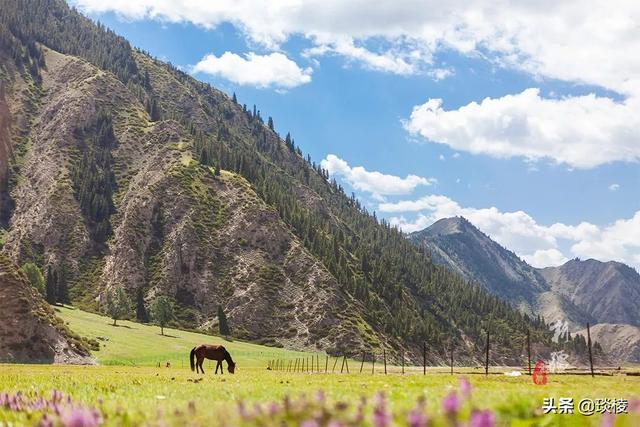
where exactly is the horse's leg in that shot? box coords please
[199,356,205,374]
[220,361,224,374]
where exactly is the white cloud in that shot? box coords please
[302,36,421,75]
[403,89,640,169]
[609,183,621,192]
[72,1,640,167]
[320,154,435,200]
[522,249,569,269]
[192,52,312,89]
[381,195,640,270]
[72,1,640,92]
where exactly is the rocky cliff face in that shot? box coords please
[0,255,93,363]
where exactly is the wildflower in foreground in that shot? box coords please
[406,396,428,427]
[60,407,102,427]
[372,392,391,427]
[469,410,495,427]
[459,377,472,399]
[599,413,615,427]
[441,391,460,416]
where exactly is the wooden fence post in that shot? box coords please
[587,323,594,378]
[485,331,490,376]
[340,355,346,373]
[325,355,328,373]
[383,349,387,374]
[345,356,350,373]
[332,356,339,373]
[423,341,426,375]
[450,345,454,375]
[360,352,365,373]
[527,329,532,376]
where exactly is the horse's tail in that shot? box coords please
[190,347,196,372]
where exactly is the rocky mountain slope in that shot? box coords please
[540,259,640,327]
[410,217,553,314]
[410,216,640,362]
[575,324,640,364]
[0,0,553,363]
[0,255,93,363]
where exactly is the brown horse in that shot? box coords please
[190,344,236,374]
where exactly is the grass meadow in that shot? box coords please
[1,307,639,426]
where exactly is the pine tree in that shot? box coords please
[136,288,149,323]
[232,92,237,103]
[268,116,274,131]
[56,266,70,305]
[45,267,57,305]
[218,305,230,336]
[20,262,45,296]
[150,295,173,336]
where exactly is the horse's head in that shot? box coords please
[228,361,236,374]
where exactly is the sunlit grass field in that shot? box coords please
[1,307,639,426]
[54,306,313,367]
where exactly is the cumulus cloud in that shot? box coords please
[72,1,640,91]
[404,89,640,169]
[321,154,435,200]
[609,183,621,192]
[192,52,312,89]
[72,1,640,167]
[381,195,640,270]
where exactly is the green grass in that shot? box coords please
[1,308,639,426]
[55,306,313,367]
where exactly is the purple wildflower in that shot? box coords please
[267,402,280,417]
[372,392,391,427]
[38,414,54,427]
[441,391,460,416]
[314,390,326,405]
[600,413,615,427]
[237,401,251,420]
[300,420,320,427]
[60,407,101,427]
[327,421,343,427]
[459,377,472,399]
[407,397,428,427]
[52,389,64,403]
[470,410,495,427]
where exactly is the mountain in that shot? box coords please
[410,217,550,312]
[575,324,640,364]
[410,216,640,362]
[0,255,93,363]
[540,258,640,327]
[0,0,551,362]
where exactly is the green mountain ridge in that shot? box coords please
[0,0,552,364]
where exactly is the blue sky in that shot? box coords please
[72,1,640,270]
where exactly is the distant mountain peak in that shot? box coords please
[412,216,476,238]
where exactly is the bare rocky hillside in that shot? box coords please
[0,255,93,363]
